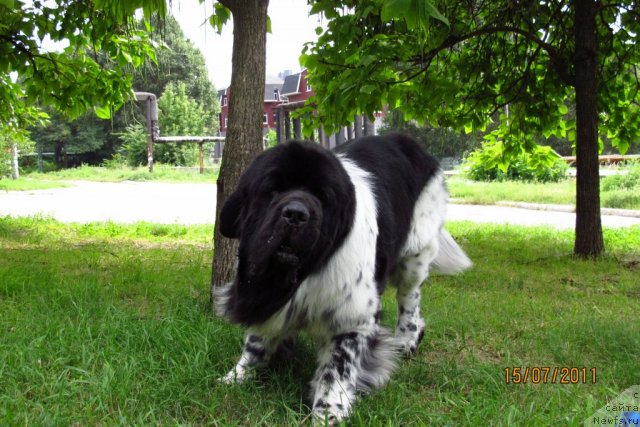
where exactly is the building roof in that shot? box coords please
[281,73,301,95]
[264,83,283,102]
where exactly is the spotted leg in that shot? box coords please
[394,241,439,355]
[220,333,279,384]
[310,325,398,425]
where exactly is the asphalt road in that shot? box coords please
[1,180,640,229]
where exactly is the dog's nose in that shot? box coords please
[282,201,309,225]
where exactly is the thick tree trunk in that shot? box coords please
[211,0,269,300]
[573,0,604,258]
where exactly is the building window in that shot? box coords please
[306,82,312,92]
[273,112,277,123]
[224,117,228,128]
[263,113,268,124]
[222,95,227,106]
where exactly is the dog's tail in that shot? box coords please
[430,229,472,275]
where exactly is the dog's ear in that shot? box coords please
[219,190,244,238]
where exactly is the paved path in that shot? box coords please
[1,181,640,229]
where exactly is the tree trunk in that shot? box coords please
[211,0,269,300]
[573,0,604,258]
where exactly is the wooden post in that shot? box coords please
[284,111,291,140]
[276,107,287,144]
[198,142,204,174]
[37,142,43,173]
[335,127,346,145]
[364,115,375,136]
[354,115,363,138]
[293,117,301,139]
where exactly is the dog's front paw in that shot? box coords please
[218,366,254,384]
[311,400,349,426]
[396,319,426,356]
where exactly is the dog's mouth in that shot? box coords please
[275,244,300,266]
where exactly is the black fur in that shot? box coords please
[219,141,356,325]
[335,133,440,290]
[219,133,439,326]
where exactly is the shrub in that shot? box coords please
[117,124,148,167]
[601,162,640,192]
[462,140,568,183]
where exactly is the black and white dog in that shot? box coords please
[215,133,471,423]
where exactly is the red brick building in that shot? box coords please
[217,70,313,137]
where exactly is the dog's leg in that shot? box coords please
[220,333,278,384]
[310,326,397,424]
[310,331,363,424]
[394,241,439,355]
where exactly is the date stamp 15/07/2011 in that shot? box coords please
[504,367,597,384]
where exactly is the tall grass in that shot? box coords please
[1,217,639,425]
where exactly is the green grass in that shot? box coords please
[2,216,639,425]
[23,163,220,183]
[448,177,576,206]
[448,176,640,210]
[0,178,70,192]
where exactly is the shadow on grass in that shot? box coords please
[1,218,639,424]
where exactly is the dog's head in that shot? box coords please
[218,141,356,324]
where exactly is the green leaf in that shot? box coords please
[94,105,112,119]
[423,2,449,26]
[381,0,411,22]
[558,103,568,115]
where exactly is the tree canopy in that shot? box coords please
[301,0,640,257]
[303,1,638,151]
[16,11,219,168]
[1,0,166,129]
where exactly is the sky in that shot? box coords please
[169,0,323,90]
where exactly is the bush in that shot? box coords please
[379,113,480,160]
[117,124,148,167]
[462,140,568,183]
[601,162,640,192]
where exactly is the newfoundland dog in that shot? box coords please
[215,133,471,424]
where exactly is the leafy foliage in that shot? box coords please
[0,0,165,129]
[23,13,219,167]
[601,162,640,192]
[154,82,212,166]
[0,127,33,178]
[116,81,215,167]
[301,0,640,162]
[378,110,480,159]
[117,124,148,167]
[28,108,109,167]
[462,139,568,183]
[133,15,219,133]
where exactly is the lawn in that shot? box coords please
[0,179,70,192]
[448,175,640,210]
[7,163,639,211]
[22,163,220,184]
[1,217,638,425]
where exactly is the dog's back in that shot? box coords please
[335,133,447,288]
